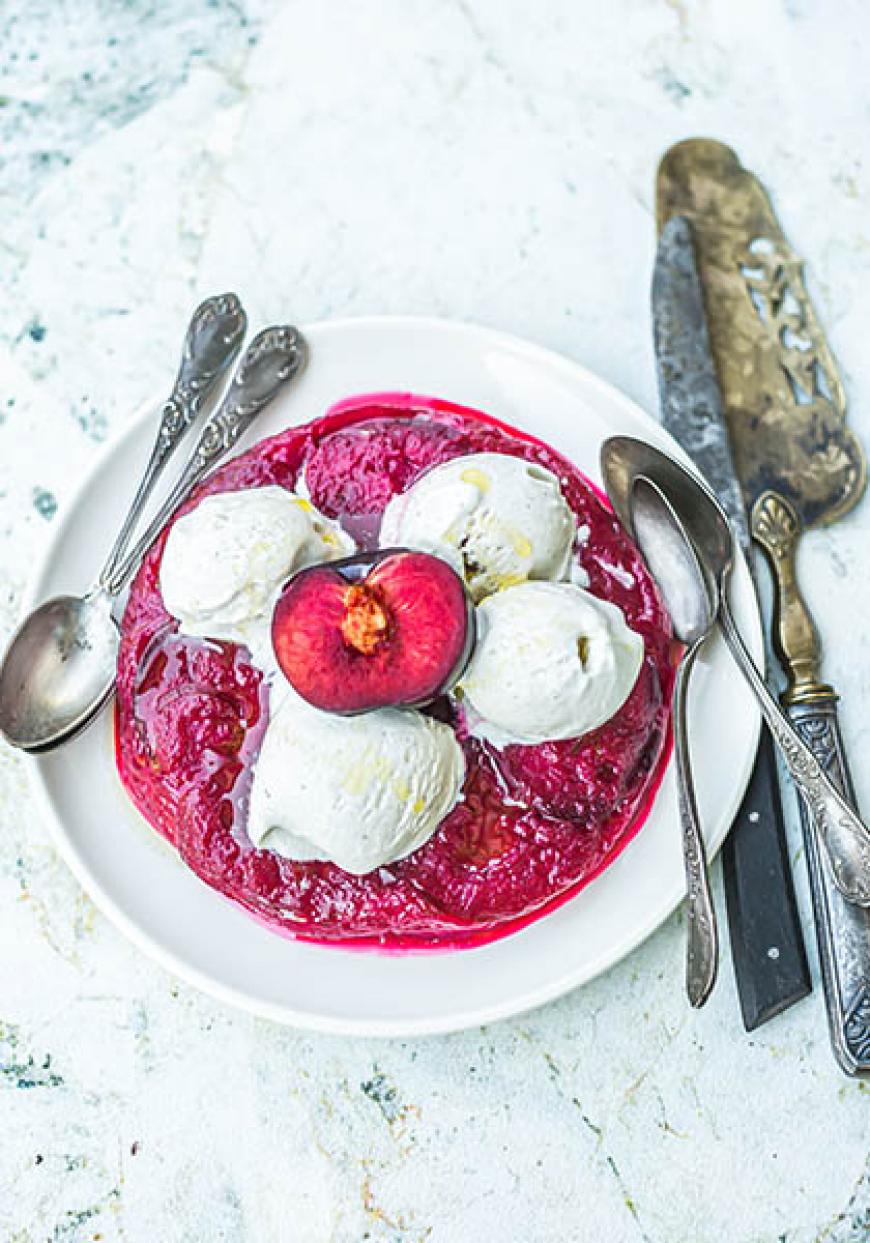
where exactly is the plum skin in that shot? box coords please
[272,548,475,715]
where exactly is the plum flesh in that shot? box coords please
[272,548,475,714]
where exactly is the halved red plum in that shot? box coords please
[272,549,475,714]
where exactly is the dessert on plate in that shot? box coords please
[115,393,674,949]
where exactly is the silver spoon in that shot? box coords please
[630,475,719,1007]
[0,323,308,752]
[0,292,247,753]
[602,435,870,909]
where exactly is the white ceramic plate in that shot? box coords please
[26,317,762,1036]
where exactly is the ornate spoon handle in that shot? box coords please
[98,293,247,589]
[105,325,307,595]
[674,638,719,1007]
[788,700,870,1075]
[718,594,870,908]
[750,489,870,1074]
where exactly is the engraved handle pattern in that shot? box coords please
[105,325,308,595]
[718,595,870,907]
[153,293,248,456]
[674,640,718,1007]
[98,293,247,588]
[790,700,870,1076]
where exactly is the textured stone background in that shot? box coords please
[1,2,869,1239]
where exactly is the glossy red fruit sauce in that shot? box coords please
[115,394,674,950]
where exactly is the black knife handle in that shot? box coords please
[722,726,811,1030]
[789,696,870,1076]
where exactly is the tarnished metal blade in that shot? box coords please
[652,216,750,555]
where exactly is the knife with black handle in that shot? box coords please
[651,215,811,1030]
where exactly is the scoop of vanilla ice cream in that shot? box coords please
[379,452,575,602]
[247,689,465,874]
[160,486,354,656]
[459,581,644,746]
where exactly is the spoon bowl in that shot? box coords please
[603,435,735,589]
[0,592,118,751]
[630,476,718,646]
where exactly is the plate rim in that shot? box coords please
[22,314,762,1036]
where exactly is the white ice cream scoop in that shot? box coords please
[379,452,575,602]
[160,485,354,655]
[247,688,465,875]
[459,580,644,746]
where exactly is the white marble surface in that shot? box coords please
[2,1,870,1238]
